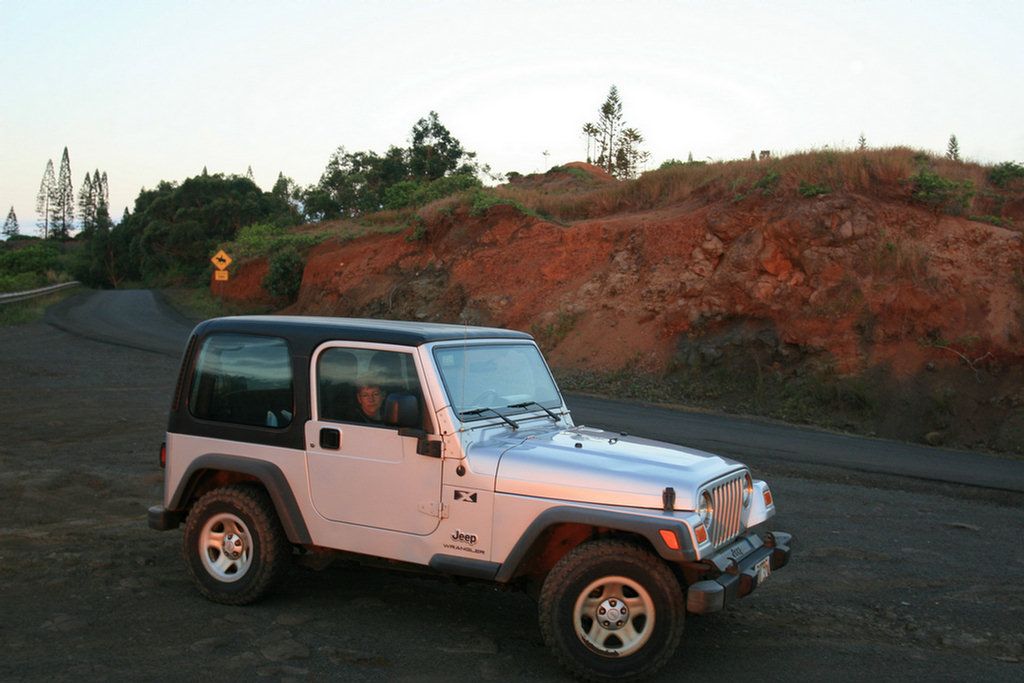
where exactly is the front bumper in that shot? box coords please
[686,530,792,614]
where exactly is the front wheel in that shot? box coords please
[538,539,685,683]
[183,484,291,605]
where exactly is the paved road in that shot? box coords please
[567,395,1024,493]
[47,289,1024,493]
[45,289,195,356]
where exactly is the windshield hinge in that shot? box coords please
[419,502,449,519]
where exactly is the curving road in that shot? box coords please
[47,289,1024,492]
[45,289,195,356]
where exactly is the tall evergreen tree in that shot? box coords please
[36,159,55,238]
[946,134,961,161]
[78,168,112,237]
[596,86,623,175]
[78,172,96,232]
[3,206,19,239]
[98,171,109,207]
[50,147,75,239]
[581,123,599,164]
[619,128,649,179]
[584,86,647,179]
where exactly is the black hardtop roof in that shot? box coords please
[191,315,534,350]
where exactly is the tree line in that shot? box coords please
[67,111,484,288]
[14,95,633,290]
[22,146,113,241]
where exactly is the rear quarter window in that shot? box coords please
[187,333,294,428]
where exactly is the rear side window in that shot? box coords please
[188,333,294,428]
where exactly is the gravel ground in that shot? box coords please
[1,299,1022,682]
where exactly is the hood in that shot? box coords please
[495,425,742,510]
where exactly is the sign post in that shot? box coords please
[211,250,232,295]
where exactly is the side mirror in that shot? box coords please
[384,393,419,429]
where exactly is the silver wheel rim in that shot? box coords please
[572,574,655,657]
[199,511,253,582]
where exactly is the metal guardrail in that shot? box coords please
[0,281,81,305]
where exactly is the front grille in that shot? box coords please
[706,474,744,548]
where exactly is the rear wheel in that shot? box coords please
[538,539,684,682]
[183,484,291,605]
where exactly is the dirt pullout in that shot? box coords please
[2,310,1022,682]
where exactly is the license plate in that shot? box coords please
[754,556,771,585]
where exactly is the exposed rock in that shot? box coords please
[211,179,1024,452]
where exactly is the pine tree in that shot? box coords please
[595,86,623,176]
[584,85,647,179]
[858,132,867,150]
[619,128,649,179]
[78,172,96,232]
[94,170,112,232]
[97,170,109,206]
[581,123,599,164]
[36,159,55,239]
[3,206,19,239]
[50,147,74,239]
[946,134,960,161]
[78,169,111,237]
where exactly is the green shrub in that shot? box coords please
[799,181,832,197]
[224,222,322,260]
[753,168,780,195]
[382,174,482,210]
[986,161,1024,189]
[234,222,286,256]
[0,271,46,293]
[970,215,1015,228]
[909,168,974,213]
[405,217,428,242]
[0,242,62,275]
[261,246,305,302]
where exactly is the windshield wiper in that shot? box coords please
[459,407,519,429]
[507,401,560,422]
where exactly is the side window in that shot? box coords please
[316,347,427,430]
[188,334,293,428]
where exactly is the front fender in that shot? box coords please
[493,506,699,583]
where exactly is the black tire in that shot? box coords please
[538,539,685,683]
[182,484,292,605]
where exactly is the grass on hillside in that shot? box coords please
[217,146,1021,267]
[0,286,82,326]
[486,146,1017,223]
[164,288,276,322]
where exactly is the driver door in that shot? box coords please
[305,345,442,536]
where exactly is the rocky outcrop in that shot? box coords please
[214,183,1024,451]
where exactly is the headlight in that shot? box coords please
[698,490,714,526]
[742,473,754,507]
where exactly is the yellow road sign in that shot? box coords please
[214,270,229,281]
[211,250,232,270]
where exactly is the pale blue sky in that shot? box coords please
[2,0,1022,234]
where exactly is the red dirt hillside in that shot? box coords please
[216,158,1024,453]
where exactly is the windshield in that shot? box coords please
[433,343,562,419]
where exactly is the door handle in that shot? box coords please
[319,427,341,450]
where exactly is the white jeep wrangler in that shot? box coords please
[149,316,791,681]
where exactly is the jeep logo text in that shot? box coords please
[451,529,478,545]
